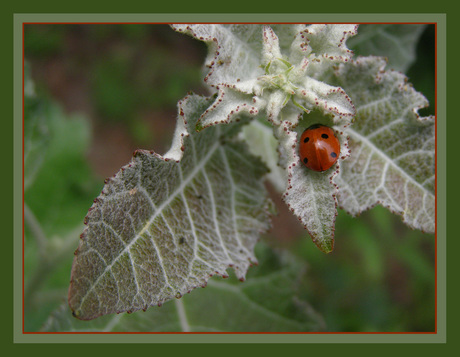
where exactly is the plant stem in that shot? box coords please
[24,218,82,309]
[175,299,190,332]
[23,203,47,259]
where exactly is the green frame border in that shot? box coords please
[14,13,446,344]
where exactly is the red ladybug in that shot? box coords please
[299,124,340,172]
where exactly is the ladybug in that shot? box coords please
[299,124,340,172]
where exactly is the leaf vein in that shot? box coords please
[348,128,434,200]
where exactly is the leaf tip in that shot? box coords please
[312,236,335,254]
[69,306,84,320]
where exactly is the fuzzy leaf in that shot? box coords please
[334,57,435,233]
[274,111,351,253]
[68,94,271,320]
[47,245,325,332]
[171,24,357,129]
[347,24,427,72]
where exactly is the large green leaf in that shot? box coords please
[68,94,272,320]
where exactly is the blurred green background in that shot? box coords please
[23,24,435,332]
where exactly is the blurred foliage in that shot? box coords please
[23,61,102,331]
[23,24,435,332]
[24,24,207,149]
[407,24,436,117]
[24,94,99,236]
[281,206,435,332]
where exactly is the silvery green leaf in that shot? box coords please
[334,56,435,233]
[68,94,272,320]
[274,111,351,253]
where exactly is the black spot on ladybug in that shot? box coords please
[304,137,310,143]
[303,158,308,164]
[321,133,329,139]
[331,152,337,158]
